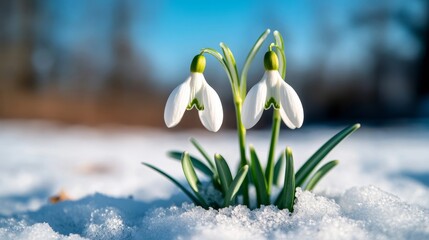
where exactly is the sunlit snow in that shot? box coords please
[1,120,428,239]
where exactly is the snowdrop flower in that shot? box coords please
[242,51,304,129]
[164,54,223,132]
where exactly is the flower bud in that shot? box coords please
[264,51,279,71]
[190,54,206,73]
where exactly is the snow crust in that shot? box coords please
[1,187,428,240]
[1,121,429,239]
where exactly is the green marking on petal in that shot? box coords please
[264,97,280,109]
[187,98,204,111]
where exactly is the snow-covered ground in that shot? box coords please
[0,120,428,239]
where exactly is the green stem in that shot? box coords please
[202,47,249,205]
[266,31,286,196]
[265,109,281,195]
[235,99,249,205]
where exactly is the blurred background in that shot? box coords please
[0,0,428,129]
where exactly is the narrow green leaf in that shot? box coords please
[273,30,284,49]
[274,155,285,206]
[249,146,270,206]
[190,138,216,171]
[214,153,233,194]
[284,147,295,212]
[224,165,249,207]
[295,123,361,187]
[240,29,271,97]
[181,152,202,192]
[273,153,284,186]
[305,160,339,191]
[273,30,286,78]
[141,162,201,206]
[220,42,239,91]
[277,147,295,212]
[235,159,249,206]
[181,152,209,208]
[168,151,214,177]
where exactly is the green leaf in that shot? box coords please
[235,157,250,206]
[190,138,216,171]
[224,165,249,207]
[283,147,295,212]
[273,153,284,186]
[273,30,286,78]
[277,147,295,212]
[249,145,270,206]
[214,153,233,194]
[273,30,284,49]
[181,152,209,209]
[240,29,271,97]
[168,151,214,177]
[295,123,361,187]
[141,162,201,206]
[305,160,339,191]
[220,42,240,92]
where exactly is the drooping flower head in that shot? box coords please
[164,54,223,132]
[242,51,304,129]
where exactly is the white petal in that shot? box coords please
[198,83,223,132]
[192,73,207,106]
[265,70,279,89]
[265,71,285,108]
[241,81,267,129]
[190,72,204,93]
[164,79,191,128]
[279,107,297,129]
[279,81,304,128]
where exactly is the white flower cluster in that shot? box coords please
[164,51,303,132]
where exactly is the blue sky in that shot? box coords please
[130,0,324,84]
[129,0,426,84]
[36,0,427,86]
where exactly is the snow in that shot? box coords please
[1,120,429,239]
